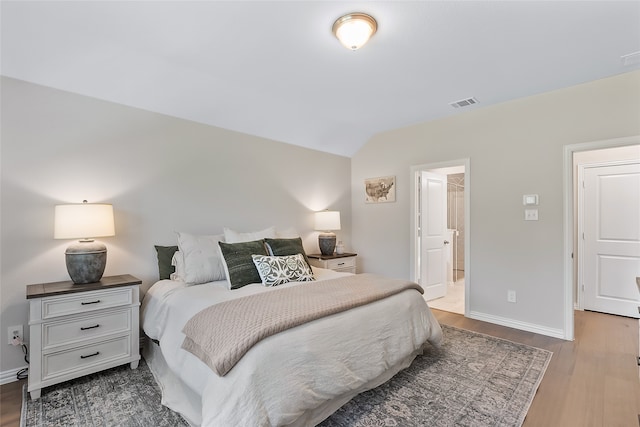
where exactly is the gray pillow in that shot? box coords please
[218,240,269,289]
[264,237,313,272]
[154,245,179,280]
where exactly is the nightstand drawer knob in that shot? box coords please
[80,300,101,305]
[80,324,100,331]
[80,351,100,359]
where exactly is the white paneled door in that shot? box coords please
[420,171,447,301]
[582,161,640,318]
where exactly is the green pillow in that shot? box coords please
[154,245,179,280]
[264,237,313,272]
[218,240,268,289]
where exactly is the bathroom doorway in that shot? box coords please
[410,159,470,316]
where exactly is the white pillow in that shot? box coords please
[176,232,226,284]
[169,251,185,282]
[223,226,276,243]
[275,227,299,238]
[251,253,315,287]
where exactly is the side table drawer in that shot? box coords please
[42,288,133,319]
[326,257,356,271]
[43,309,131,349]
[43,336,131,381]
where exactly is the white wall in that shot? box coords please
[0,77,351,375]
[351,70,640,337]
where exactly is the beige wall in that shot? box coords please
[351,70,640,336]
[0,77,351,376]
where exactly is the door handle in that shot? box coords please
[444,240,450,245]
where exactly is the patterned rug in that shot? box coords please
[22,325,551,427]
[320,325,552,427]
[21,360,188,427]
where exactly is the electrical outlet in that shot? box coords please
[507,290,517,303]
[7,325,23,345]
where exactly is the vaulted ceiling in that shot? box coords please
[2,1,639,157]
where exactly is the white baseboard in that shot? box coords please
[468,311,567,340]
[0,365,28,385]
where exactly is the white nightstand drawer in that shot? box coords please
[43,336,131,381]
[42,288,133,319]
[326,257,356,270]
[43,309,132,349]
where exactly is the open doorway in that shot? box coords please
[410,159,470,316]
[574,145,640,318]
[563,135,639,340]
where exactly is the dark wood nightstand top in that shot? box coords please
[26,274,142,299]
[307,253,357,261]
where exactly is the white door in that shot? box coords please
[582,161,640,318]
[420,171,448,301]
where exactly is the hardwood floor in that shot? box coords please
[0,378,23,427]
[1,310,638,426]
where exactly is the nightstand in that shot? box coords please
[26,274,141,399]
[308,253,357,274]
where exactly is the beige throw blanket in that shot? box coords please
[181,273,424,376]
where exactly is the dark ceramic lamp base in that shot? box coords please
[65,240,107,284]
[318,233,337,256]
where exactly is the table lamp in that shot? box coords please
[314,210,341,256]
[54,201,115,284]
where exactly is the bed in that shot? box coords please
[142,230,443,426]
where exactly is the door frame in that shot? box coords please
[562,135,640,340]
[410,158,471,316]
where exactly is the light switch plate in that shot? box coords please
[523,194,539,206]
[525,209,538,221]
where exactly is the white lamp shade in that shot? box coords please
[54,203,115,239]
[314,210,341,231]
[333,13,377,50]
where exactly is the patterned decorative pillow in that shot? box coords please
[251,253,315,287]
[264,237,314,272]
[218,240,269,289]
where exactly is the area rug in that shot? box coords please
[320,325,552,427]
[21,325,551,427]
[21,360,188,427]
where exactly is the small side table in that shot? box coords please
[308,253,357,274]
[26,274,141,399]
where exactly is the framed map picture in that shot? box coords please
[365,176,396,203]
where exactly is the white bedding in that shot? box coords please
[141,267,443,426]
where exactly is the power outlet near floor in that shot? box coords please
[7,325,23,345]
[507,290,517,303]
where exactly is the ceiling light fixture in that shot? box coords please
[332,13,377,51]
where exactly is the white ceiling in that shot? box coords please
[2,1,639,157]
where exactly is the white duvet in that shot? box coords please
[141,267,443,426]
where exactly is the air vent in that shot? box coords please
[449,97,479,109]
[621,51,640,67]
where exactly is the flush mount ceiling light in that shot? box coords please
[332,13,377,50]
